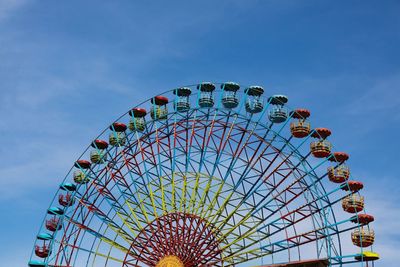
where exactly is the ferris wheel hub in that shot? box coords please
[124,212,224,266]
[156,255,184,267]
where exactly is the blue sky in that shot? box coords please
[0,0,399,266]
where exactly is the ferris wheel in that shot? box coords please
[28,82,379,267]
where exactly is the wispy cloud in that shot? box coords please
[365,194,400,265]
[0,0,29,21]
[346,72,400,116]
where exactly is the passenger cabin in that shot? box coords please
[221,82,240,109]
[109,122,127,146]
[244,86,264,113]
[174,87,192,112]
[197,82,216,108]
[342,194,364,213]
[90,139,108,164]
[129,108,147,131]
[310,128,332,158]
[45,217,61,232]
[150,96,169,120]
[352,228,375,247]
[268,95,289,123]
[290,109,311,138]
[327,152,350,183]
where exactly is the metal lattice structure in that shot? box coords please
[29,82,379,267]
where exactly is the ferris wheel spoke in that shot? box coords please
[198,116,240,217]
[115,149,198,258]
[131,121,189,216]
[240,132,313,204]
[70,191,133,240]
[121,139,151,195]
[72,221,131,254]
[221,225,328,263]
[216,176,353,260]
[116,166,156,226]
[56,180,138,264]
[70,201,134,244]
[121,126,188,218]
[206,137,289,237]
[81,166,134,221]
[111,175,148,231]
[167,111,181,212]
[191,109,221,215]
[252,156,330,220]
[126,129,164,222]
[266,222,358,256]
[182,111,208,214]
[76,147,149,233]
[153,117,175,214]
[207,140,278,226]
[210,167,328,259]
[90,183,145,241]
[57,218,132,266]
[231,200,328,254]
[216,171,321,248]
[199,116,259,219]
[205,116,291,226]
[174,119,206,212]
[84,163,146,237]
[58,238,128,265]
[169,111,199,213]
[180,120,286,250]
